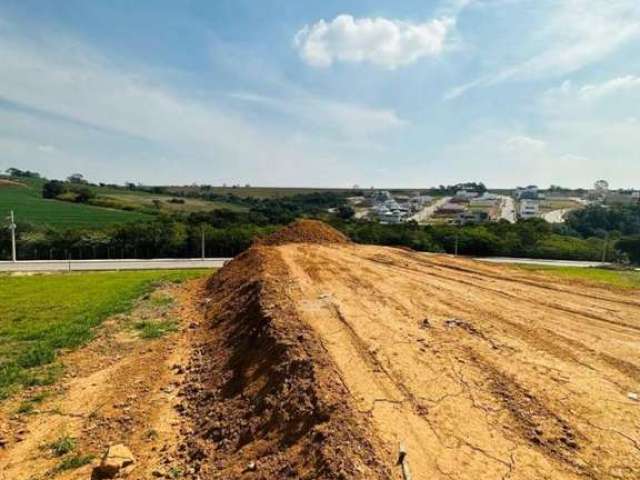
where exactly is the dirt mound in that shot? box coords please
[180,242,640,479]
[257,219,350,246]
[177,247,390,479]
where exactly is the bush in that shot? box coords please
[42,180,66,199]
[616,236,640,264]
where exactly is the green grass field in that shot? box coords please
[166,186,356,199]
[97,192,247,213]
[167,186,439,199]
[515,265,640,289]
[0,269,209,398]
[0,178,151,229]
[0,176,249,228]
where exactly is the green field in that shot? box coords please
[515,265,640,289]
[0,176,251,229]
[0,178,151,229]
[97,192,247,213]
[166,185,356,199]
[0,269,209,398]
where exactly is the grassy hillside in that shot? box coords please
[0,177,247,229]
[0,177,151,229]
[167,185,358,199]
[95,191,246,213]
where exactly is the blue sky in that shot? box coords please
[0,0,639,187]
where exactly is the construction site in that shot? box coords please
[1,220,639,479]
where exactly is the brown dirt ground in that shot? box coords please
[2,222,639,480]
[0,278,209,480]
[178,241,640,479]
[0,179,23,188]
[255,219,350,246]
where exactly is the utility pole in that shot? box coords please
[201,226,206,260]
[9,210,17,262]
[454,229,459,256]
[601,232,609,263]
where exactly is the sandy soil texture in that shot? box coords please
[0,279,208,480]
[2,225,639,479]
[182,241,640,479]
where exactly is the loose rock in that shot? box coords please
[92,444,135,478]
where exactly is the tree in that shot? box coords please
[67,173,87,184]
[616,236,640,264]
[337,205,355,220]
[5,167,40,178]
[42,180,66,199]
[70,186,95,203]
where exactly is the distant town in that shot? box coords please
[345,181,639,226]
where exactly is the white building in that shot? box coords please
[519,199,539,219]
[470,193,499,207]
[455,190,479,201]
[515,185,539,200]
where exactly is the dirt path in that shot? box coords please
[277,244,640,479]
[0,278,208,480]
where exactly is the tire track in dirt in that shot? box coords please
[277,243,640,479]
[366,252,640,334]
[407,253,640,308]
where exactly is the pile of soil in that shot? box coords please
[178,239,640,479]
[256,219,350,246]
[176,247,390,479]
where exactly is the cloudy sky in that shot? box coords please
[1,0,639,188]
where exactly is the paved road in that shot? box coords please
[0,258,232,273]
[410,196,451,223]
[476,257,611,268]
[497,195,517,223]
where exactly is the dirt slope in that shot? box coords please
[184,237,640,479]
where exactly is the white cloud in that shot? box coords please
[542,75,640,107]
[440,129,600,187]
[36,144,57,153]
[294,14,454,69]
[501,135,547,153]
[229,92,405,138]
[578,75,640,100]
[0,23,397,185]
[446,0,640,99]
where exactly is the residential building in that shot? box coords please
[519,199,539,219]
[437,203,466,215]
[514,185,540,200]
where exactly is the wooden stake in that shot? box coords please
[398,443,413,480]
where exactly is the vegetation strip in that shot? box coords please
[0,269,208,398]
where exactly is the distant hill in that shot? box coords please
[0,175,252,229]
[0,176,152,229]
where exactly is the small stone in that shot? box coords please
[92,444,135,478]
[245,461,257,472]
[152,467,167,477]
[628,392,639,402]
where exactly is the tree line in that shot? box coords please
[2,168,639,264]
[2,203,639,264]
